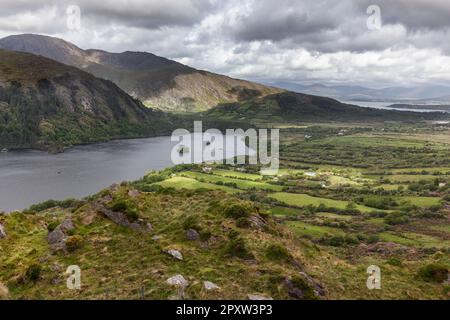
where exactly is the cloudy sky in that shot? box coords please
[1,0,450,88]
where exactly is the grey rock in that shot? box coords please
[167,274,189,288]
[96,204,151,234]
[298,271,326,297]
[47,227,66,245]
[59,218,74,233]
[0,223,6,239]
[166,249,183,261]
[248,294,273,300]
[203,281,220,290]
[186,229,200,241]
[283,278,306,299]
[249,215,267,229]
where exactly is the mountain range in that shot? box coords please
[0,34,447,152]
[0,34,282,112]
[271,82,450,103]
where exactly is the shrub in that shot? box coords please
[236,217,251,228]
[110,200,139,221]
[47,221,59,232]
[25,264,42,282]
[265,243,290,262]
[366,234,380,244]
[385,213,409,225]
[289,276,318,300]
[320,235,346,247]
[418,264,448,283]
[224,236,253,260]
[199,230,212,242]
[386,258,403,267]
[223,202,254,219]
[182,215,199,230]
[66,235,84,252]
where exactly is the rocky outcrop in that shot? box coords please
[47,217,75,252]
[0,223,6,239]
[94,203,152,234]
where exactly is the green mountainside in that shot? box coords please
[0,34,282,112]
[0,49,174,152]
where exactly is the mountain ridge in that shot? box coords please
[0,49,174,152]
[0,34,283,112]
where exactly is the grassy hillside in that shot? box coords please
[0,49,175,152]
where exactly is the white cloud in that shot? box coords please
[1,0,450,87]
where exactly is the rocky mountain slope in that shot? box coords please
[0,34,283,112]
[0,49,174,152]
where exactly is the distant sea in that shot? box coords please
[340,100,450,113]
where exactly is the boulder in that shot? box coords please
[47,227,66,245]
[0,223,6,239]
[167,275,189,288]
[59,218,74,233]
[166,249,183,261]
[203,281,220,290]
[186,229,200,241]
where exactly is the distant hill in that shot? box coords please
[0,34,282,112]
[203,91,447,124]
[271,82,450,102]
[0,49,173,152]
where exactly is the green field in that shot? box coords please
[287,221,345,238]
[155,176,238,193]
[181,172,283,191]
[212,169,263,181]
[269,192,379,213]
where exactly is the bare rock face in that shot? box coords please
[0,223,6,239]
